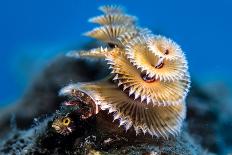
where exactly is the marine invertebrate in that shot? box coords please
[147,35,185,61]
[60,86,100,120]
[52,115,75,135]
[88,14,137,26]
[84,25,137,45]
[57,5,190,138]
[106,49,190,106]
[125,35,188,81]
[62,78,186,138]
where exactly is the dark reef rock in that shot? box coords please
[0,55,108,137]
[0,113,206,155]
[0,52,231,154]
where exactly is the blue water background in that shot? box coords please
[0,0,232,106]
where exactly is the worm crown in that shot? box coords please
[60,5,190,138]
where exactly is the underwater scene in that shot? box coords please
[0,0,232,154]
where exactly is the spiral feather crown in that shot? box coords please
[62,5,191,138]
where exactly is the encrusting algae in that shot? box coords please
[53,5,191,139]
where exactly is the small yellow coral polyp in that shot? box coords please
[52,116,74,136]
